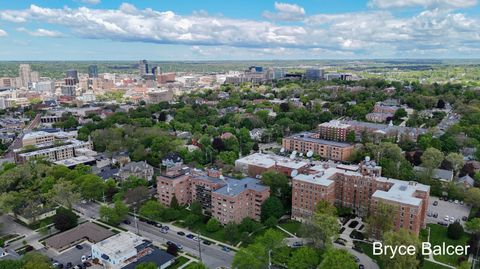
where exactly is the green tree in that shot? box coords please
[48,181,81,209]
[206,218,221,233]
[421,148,444,178]
[447,222,464,240]
[79,174,106,201]
[99,201,129,225]
[466,218,480,233]
[53,207,78,231]
[184,262,208,269]
[446,153,465,178]
[465,188,480,208]
[139,200,165,221]
[261,196,284,222]
[232,243,268,269]
[170,195,180,209]
[318,248,356,269]
[346,130,356,143]
[288,247,320,269]
[380,229,421,269]
[224,222,240,244]
[366,201,396,239]
[301,201,339,249]
[261,171,290,201]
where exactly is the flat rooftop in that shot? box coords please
[45,222,114,251]
[214,177,268,197]
[236,153,308,169]
[372,181,428,206]
[285,132,353,148]
[318,120,351,129]
[94,233,143,261]
[54,156,96,167]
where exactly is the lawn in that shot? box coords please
[167,256,190,269]
[278,220,302,236]
[420,224,470,266]
[421,260,452,269]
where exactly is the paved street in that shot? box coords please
[75,201,234,269]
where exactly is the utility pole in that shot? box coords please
[133,207,140,235]
[198,233,203,262]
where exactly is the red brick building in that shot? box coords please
[317,121,350,141]
[291,160,430,235]
[235,153,309,177]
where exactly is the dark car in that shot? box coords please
[433,213,438,218]
[222,246,231,252]
[291,241,303,248]
[177,231,185,236]
[359,265,365,269]
[354,256,360,262]
[83,262,92,268]
[163,225,170,230]
[462,216,468,221]
[75,245,83,250]
[66,262,73,269]
[334,239,346,246]
[123,219,131,225]
[186,234,195,239]
[147,220,156,225]
[202,240,212,245]
[433,201,438,206]
[166,241,174,246]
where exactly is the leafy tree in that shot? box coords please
[380,229,421,269]
[184,214,201,228]
[0,260,23,269]
[255,229,284,250]
[393,108,407,120]
[233,243,268,269]
[190,201,203,216]
[261,196,284,222]
[301,201,339,249]
[421,147,444,177]
[48,181,81,209]
[318,248,356,269]
[261,171,290,202]
[445,153,465,178]
[124,186,149,205]
[264,216,278,228]
[22,252,54,269]
[212,137,225,152]
[99,201,129,225]
[366,201,396,239]
[447,222,464,240]
[53,207,78,231]
[465,188,480,208]
[346,130,356,143]
[170,195,180,209]
[206,218,221,233]
[239,217,262,233]
[466,218,480,233]
[224,222,240,244]
[139,200,165,221]
[79,174,106,201]
[288,247,320,269]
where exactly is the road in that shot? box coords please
[74,202,234,269]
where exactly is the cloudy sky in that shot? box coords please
[0,0,479,60]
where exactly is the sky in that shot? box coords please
[0,0,479,60]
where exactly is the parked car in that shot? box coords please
[433,201,438,206]
[450,217,455,223]
[156,223,163,228]
[433,213,438,218]
[166,241,174,246]
[81,255,86,262]
[163,226,170,230]
[176,244,183,250]
[186,234,195,239]
[66,262,73,269]
[462,216,468,221]
[454,200,459,204]
[83,262,91,268]
[177,231,185,236]
[354,256,360,262]
[427,212,433,217]
[359,265,365,269]
[222,246,231,252]
[449,199,453,203]
[75,245,83,250]
[123,219,131,225]
[202,240,212,245]
[192,236,200,241]
[160,228,168,234]
[291,241,303,248]
[460,201,464,205]
[334,239,346,246]
[444,215,449,221]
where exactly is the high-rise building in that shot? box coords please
[138,60,149,76]
[151,66,159,76]
[66,70,79,84]
[30,71,39,83]
[305,68,324,80]
[18,64,32,87]
[88,65,98,78]
[35,81,55,93]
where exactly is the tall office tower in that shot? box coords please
[65,70,79,84]
[305,68,325,80]
[30,71,39,83]
[151,66,159,76]
[88,65,98,78]
[18,64,32,87]
[138,60,149,76]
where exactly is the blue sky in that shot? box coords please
[0,0,479,60]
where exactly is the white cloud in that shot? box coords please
[262,2,306,21]
[18,27,63,37]
[79,0,101,5]
[0,29,7,37]
[369,0,477,9]
[0,3,479,58]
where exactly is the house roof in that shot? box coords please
[45,222,114,250]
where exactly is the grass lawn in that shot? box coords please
[421,260,452,269]
[175,220,232,244]
[167,256,190,269]
[278,220,302,235]
[420,224,469,266]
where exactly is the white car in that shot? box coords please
[193,236,200,241]
[81,255,87,262]
[444,215,449,221]
[450,217,455,222]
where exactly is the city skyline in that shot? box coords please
[0,0,479,60]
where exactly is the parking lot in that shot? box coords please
[41,242,92,268]
[426,196,471,225]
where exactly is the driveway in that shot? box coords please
[426,197,471,225]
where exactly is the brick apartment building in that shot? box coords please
[157,166,270,224]
[291,159,429,235]
[317,121,350,142]
[235,153,309,177]
[282,132,354,162]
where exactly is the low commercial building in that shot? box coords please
[92,232,175,269]
[14,139,93,164]
[235,153,309,177]
[45,222,114,252]
[21,130,77,147]
[282,132,354,162]
[291,159,429,235]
